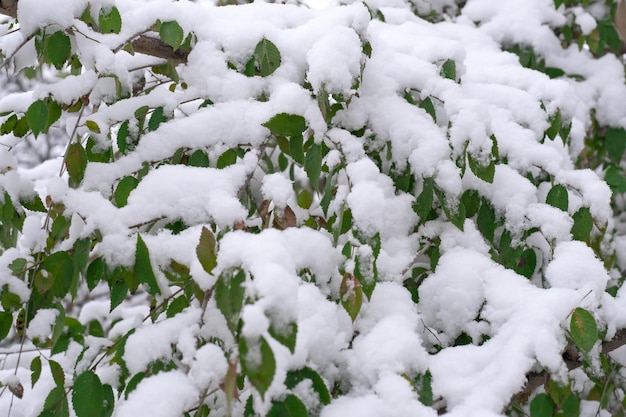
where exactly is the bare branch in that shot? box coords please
[0,3,189,63]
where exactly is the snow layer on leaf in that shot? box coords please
[26,308,58,340]
[546,241,610,304]
[17,0,83,35]
[114,371,198,417]
[124,308,201,375]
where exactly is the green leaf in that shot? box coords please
[20,195,46,212]
[440,59,456,80]
[285,367,330,405]
[515,248,536,279]
[436,188,465,231]
[419,97,436,123]
[297,190,313,209]
[267,394,308,417]
[217,148,237,169]
[99,7,122,34]
[530,393,555,417]
[188,150,209,167]
[31,356,42,387]
[263,114,307,137]
[0,311,11,340]
[102,385,114,417]
[160,21,184,50]
[42,386,69,417]
[49,360,65,387]
[290,135,304,164]
[41,251,75,298]
[571,207,593,241]
[85,120,100,134]
[413,177,434,225]
[86,257,106,291]
[148,107,167,132]
[570,307,598,352]
[340,273,363,321]
[196,227,217,274]
[546,184,568,211]
[114,176,139,208]
[109,279,128,311]
[9,258,27,275]
[46,100,62,130]
[416,370,433,406]
[66,142,88,188]
[468,152,495,183]
[269,322,297,354]
[72,371,104,417]
[166,295,189,318]
[215,268,246,333]
[305,143,322,189]
[254,38,281,77]
[605,128,626,162]
[134,235,160,296]
[562,393,580,417]
[26,100,49,138]
[239,336,276,399]
[47,31,71,70]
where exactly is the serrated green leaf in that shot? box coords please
[9,258,27,275]
[43,385,69,417]
[72,371,104,417]
[290,135,304,164]
[49,360,65,387]
[254,38,281,77]
[570,307,598,352]
[160,21,184,50]
[47,31,71,70]
[196,227,217,274]
[269,322,297,354]
[114,176,139,208]
[148,107,167,132]
[285,367,330,405]
[571,207,593,241]
[263,114,307,137]
[66,142,88,188]
[0,311,11,340]
[340,273,362,321]
[215,268,245,333]
[26,100,48,138]
[99,7,122,34]
[305,143,322,189]
[135,235,160,296]
[240,336,276,399]
[530,393,555,417]
[20,195,46,212]
[546,184,568,211]
[267,394,308,417]
[31,356,42,387]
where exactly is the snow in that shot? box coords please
[0,0,625,416]
[25,309,59,341]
